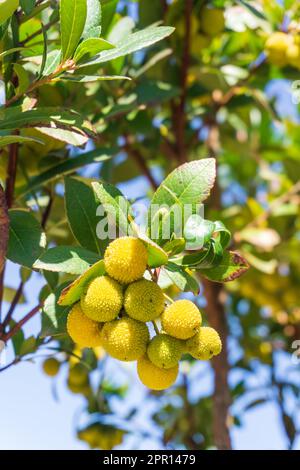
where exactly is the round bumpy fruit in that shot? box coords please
[200,7,225,37]
[104,237,148,284]
[81,276,123,322]
[161,300,202,340]
[137,355,178,390]
[265,32,292,66]
[100,317,149,361]
[42,358,60,377]
[286,43,300,69]
[67,303,102,348]
[186,326,222,360]
[147,334,184,369]
[124,279,165,322]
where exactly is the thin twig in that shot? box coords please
[2,281,24,330]
[3,304,42,342]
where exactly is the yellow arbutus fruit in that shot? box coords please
[186,326,222,360]
[200,7,225,37]
[80,275,123,322]
[137,355,178,390]
[161,299,202,340]
[265,32,292,67]
[104,237,148,284]
[67,303,102,348]
[124,279,165,322]
[147,334,184,369]
[100,317,149,361]
[42,358,60,377]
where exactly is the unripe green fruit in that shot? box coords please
[186,326,222,360]
[137,355,178,390]
[200,7,225,37]
[0,0,19,26]
[42,358,60,377]
[101,317,150,361]
[124,279,164,322]
[147,334,184,369]
[81,275,123,322]
[265,32,292,67]
[104,237,148,284]
[161,299,202,340]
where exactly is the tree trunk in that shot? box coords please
[203,278,232,449]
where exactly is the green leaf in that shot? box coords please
[41,283,71,338]
[0,135,44,148]
[33,246,101,275]
[74,37,115,63]
[7,209,46,268]
[149,159,216,242]
[58,259,105,306]
[20,0,35,15]
[138,233,169,268]
[0,47,25,60]
[14,63,30,95]
[16,147,115,197]
[42,50,61,76]
[3,286,25,304]
[60,74,130,82]
[199,251,249,283]
[60,0,87,60]
[65,177,103,255]
[82,0,102,39]
[19,336,37,356]
[10,321,25,356]
[101,0,118,37]
[163,237,186,256]
[237,0,267,21]
[78,25,175,67]
[184,216,215,250]
[0,0,19,26]
[92,181,137,237]
[163,263,199,295]
[0,107,94,136]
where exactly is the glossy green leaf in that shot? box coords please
[33,246,101,274]
[163,263,200,295]
[65,177,103,255]
[7,209,46,268]
[60,0,87,60]
[0,135,44,148]
[78,25,175,67]
[74,38,115,63]
[20,0,35,15]
[17,147,115,197]
[82,0,102,39]
[0,0,19,26]
[41,283,71,338]
[199,251,249,283]
[58,259,105,306]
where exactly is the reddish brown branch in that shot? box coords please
[124,142,158,191]
[3,304,42,342]
[2,281,24,330]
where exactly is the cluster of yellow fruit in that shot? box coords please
[265,31,300,69]
[176,7,225,56]
[66,237,222,391]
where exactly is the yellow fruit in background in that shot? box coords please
[67,303,102,348]
[124,279,165,322]
[137,355,178,390]
[186,326,222,360]
[191,33,211,57]
[68,363,89,386]
[265,32,292,66]
[81,276,123,322]
[104,237,148,284]
[42,358,60,377]
[176,16,200,38]
[161,299,202,340]
[286,43,300,69]
[147,334,184,369]
[78,424,125,450]
[200,7,225,37]
[101,317,149,361]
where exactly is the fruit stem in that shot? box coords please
[151,321,160,335]
[163,293,174,304]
